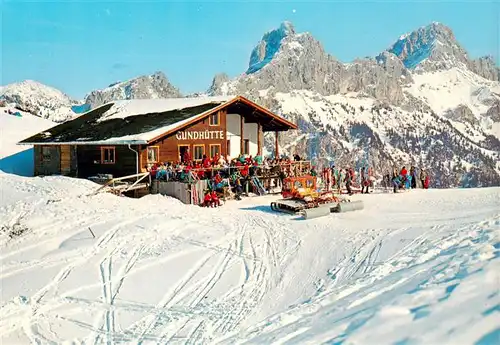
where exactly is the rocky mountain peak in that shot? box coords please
[207,73,230,95]
[84,71,182,109]
[385,22,499,81]
[211,21,412,104]
[386,22,467,71]
[246,21,297,74]
[468,56,500,81]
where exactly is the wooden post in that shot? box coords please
[275,131,279,159]
[240,115,244,156]
[257,123,262,155]
[222,110,228,158]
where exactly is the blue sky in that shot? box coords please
[2,0,499,99]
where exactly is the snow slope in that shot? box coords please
[0,107,55,176]
[405,67,500,138]
[1,172,499,344]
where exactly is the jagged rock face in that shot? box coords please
[211,23,408,105]
[468,56,500,81]
[207,73,230,95]
[444,104,479,126]
[339,58,407,104]
[247,21,296,74]
[241,30,343,96]
[375,52,413,82]
[486,100,500,122]
[472,86,498,107]
[386,22,499,82]
[387,22,469,71]
[84,71,182,108]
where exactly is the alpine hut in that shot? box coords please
[18,96,298,178]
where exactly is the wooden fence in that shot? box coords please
[151,180,210,205]
[90,172,151,196]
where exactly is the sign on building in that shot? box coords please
[175,130,225,140]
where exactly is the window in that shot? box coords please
[209,112,220,126]
[193,145,205,160]
[101,146,116,164]
[41,146,52,162]
[178,145,189,162]
[147,146,159,163]
[210,144,221,158]
[243,139,250,155]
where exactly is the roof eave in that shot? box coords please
[236,96,298,130]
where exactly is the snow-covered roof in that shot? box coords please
[96,96,235,123]
[18,95,297,145]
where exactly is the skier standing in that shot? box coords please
[410,166,417,189]
[345,168,353,195]
[360,167,368,194]
[420,169,426,189]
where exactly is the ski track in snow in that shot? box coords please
[1,173,499,344]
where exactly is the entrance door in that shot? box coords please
[60,145,71,175]
[178,145,189,162]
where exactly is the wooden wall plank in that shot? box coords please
[148,113,227,164]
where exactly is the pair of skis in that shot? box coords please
[250,176,266,195]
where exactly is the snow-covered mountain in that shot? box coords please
[385,22,499,81]
[207,21,500,188]
[0,80,86,122]
[2,21,499,187]
[0,72,182,122]
[84,71,182,108]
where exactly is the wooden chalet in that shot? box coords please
[18,95,298,179]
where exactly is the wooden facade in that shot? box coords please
[34,144,138,178]
[139,108,229,168]
[24,96,297,179]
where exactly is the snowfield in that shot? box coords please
[1,172,499,344]
[0,107,55,176]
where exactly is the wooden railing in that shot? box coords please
[90,172,151,196]
[153,160,312,179]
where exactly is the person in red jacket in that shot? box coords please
[150,163,158,179]
[212,153,220,165]
[211,190,221,207]
[240,164,249,178]
[214,173,223,185]
[195,162,204,179]
[203,192,212,207]
[202,155,211,168]
[182,148,191,164]
[400,166,408,186]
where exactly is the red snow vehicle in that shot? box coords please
[270,175,364,219]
